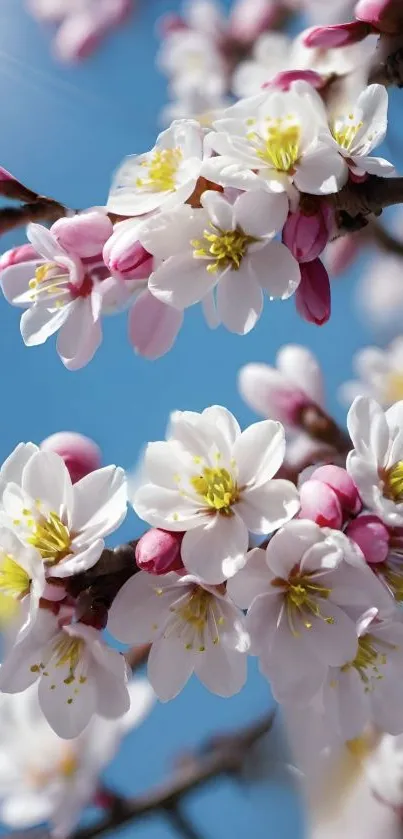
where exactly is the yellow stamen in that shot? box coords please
[273,573,334,636]
[0,554,30,598]
[341,634,396,688]
[384,461,403,503]
[191,467,239,513]
[251,120,301,172]
[136,147,183,192]
[27,511,71,564]
[191,225,257,273]
[332,119,363,150]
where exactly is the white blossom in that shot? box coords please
[107,120,206,216]
[0,610,130,739]
[0,444,127,581]
[340,338,403,409]
[0,679,154,837]
[347,396,403,527]
[133,405,300,583]
[227,519,390,705]
[108,570,249,701]
[202,82,347,196]
[140,190,300,335]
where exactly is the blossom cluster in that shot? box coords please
[0,74,394,368]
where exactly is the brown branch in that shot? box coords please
[369,218,403,257]
[333,176,403,221]
[0,199,69,235]
[299,404,351,456]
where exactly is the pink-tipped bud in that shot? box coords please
[52,212,113,260]
[303,20,372,48]
[310,465,362,515]
[299,479,343,529]
[265,70,324,92]
[0,243,38,270]
[345,515,390,564]
[103,225,153,281]
[136,528,184,575]
[355,0,403,33]
[40,432,101,483]
[0,167,17,182]
[295,258,331,326]
[283,205,334,264]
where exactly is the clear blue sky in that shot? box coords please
[0,1,396,837]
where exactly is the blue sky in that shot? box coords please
[0,1,395,837]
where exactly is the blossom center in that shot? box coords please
[340,634,394,687]
[332,116,363,150]
[29,263,68,304]
[192,225,256,273]
[168,586,224,651]
[249,118,301,172]
[0,554,30,598]
[53,635,85,685]
[136,148,183,193]
[273,573,334,636]
[68,273,93,299]
[384,461,403,503]
[26,511,72,564]
[191,466,239,513]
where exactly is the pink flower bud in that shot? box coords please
[345,515,390,564]
[104,227,153,281]
[299,479,343,529]
[295,258,331,326]
[229,0,281,45]
[0,167,17,181]
[158,13,189,36]
[40,432,101,483]
[0,244,38,270]
[310,465,362,515]
[355,0,403,33]
[136,528,184,575]
[265,70,324,92]
[283,205,334,263]
[303,20,372,48]
[52,212,113,259]
[43,582,67,602]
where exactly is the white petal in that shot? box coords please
[201,190,235,230]
[261,614,327,704]
[128,291,183,360]
[27,224,61,261]
[294,143,348,194]
[226,547,271,608]
[50,539,104,579]
[148,636,194,701]
[139,205,205,260]
[149,253,217,309]
[351,84,388,155]
[0,443,38,487]
[21,303,72,346]
[0,261,43,307]
[234,419,286,486]
[182,514,249,583]
[93,649,130,720]
[23,450,74,518]
[234,190,289,238]
[1,795,53,828]
[277,344,324,406]
[142,440,195,489]
[72,466,127,542]
[38,660,97,739]
[237,364,287,420]
[347,395,389,462]
[237,480,300,534]
[134,484,207,530]
[355,155,395,176]
[195,640,247,697]
[217,265,263,335]
[266,519,322,578]
[248,241,301,299]
[201,405,241,450]
[301,603,359,667]
[108,572,177,644]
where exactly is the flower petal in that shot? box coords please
[21,303,72,346]
[71,466,127,542]
[149,254,217,309]
[237,479,300,534]
[216,266,263,335]
[147,635,194,701]
[128,290,183,360]
[248,241,301,299]
[234,419,286,486]
[182,514,249,583]
[226,547,271,608]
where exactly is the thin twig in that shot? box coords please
[164,805,206,839]
[369,219,403,257]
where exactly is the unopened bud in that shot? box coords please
[52,211,113,259]
[356,0,403,34]
[295,258,331,326]
[299,479,343,529]
[283,205,334,263]
[303,20,372,48]
[345,515,390,564]
[40,432,101,483]
[265,70,324,92]
[310,465,362,515]
[136,528,184,575]
[103,223,153,281]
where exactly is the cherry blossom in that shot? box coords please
[0,443,127,581]
[0,610,130,739]
[0,679,154,836]
[132,405,299,583]
[107,120,206,216]
[347,396,403,526]
[140,190,300,334]
[227,519,390,704]
[108,570,249,701]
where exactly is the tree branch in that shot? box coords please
[369,219,403,257]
